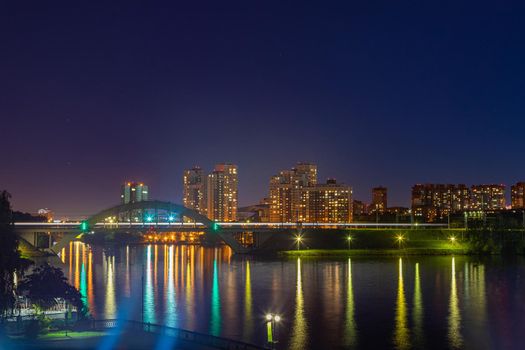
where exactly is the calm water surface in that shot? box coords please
[50,242,525,349]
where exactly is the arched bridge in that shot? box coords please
[15,201,274,254]
[86,200,214,228]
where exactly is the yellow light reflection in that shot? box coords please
[448,257,462,348]
[69,242,73,282]
[60,247,66,264]
[185,246,194,329]
[412,263,424,347]
[104,254,116,318]
[242,260,253,341]
[394,258,410,350]
[74,242,80,289]
[290,258,307,350]
[344,258,357,348]
[87,250,95,318]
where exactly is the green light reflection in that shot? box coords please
[210,250,221,336]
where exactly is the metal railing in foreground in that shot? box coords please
[92,319,267,350]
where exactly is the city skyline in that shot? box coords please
[10,161,525,220]
[3,2,525,218]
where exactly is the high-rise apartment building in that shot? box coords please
[298,179,352,223]
[269,170,295,222]
[269,163,318,222]
[121,182,149,204]
[411,184,470,222]
[207,164,238,222]
[269,163,352,223]
[370,186,387,213]
[511,182,525,209]
[183,167,207,215]
[471,184,506,210]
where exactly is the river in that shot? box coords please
[48,242,525,349]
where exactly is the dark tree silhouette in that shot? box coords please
[18,263,84,315]
[0,191,23,319]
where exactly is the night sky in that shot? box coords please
[2,1,525,218]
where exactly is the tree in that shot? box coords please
[18,263,85,316]
[0,190,23,320]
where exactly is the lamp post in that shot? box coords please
[347,235,352,250]
[396,235,404,249]
[265,313,281,349]
[295,236,302,251]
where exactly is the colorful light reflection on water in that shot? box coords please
[54,243,525,349]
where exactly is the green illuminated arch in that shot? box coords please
[86,200,213,228]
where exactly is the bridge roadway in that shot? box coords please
[15,221,446,232]
[14,221,447,255]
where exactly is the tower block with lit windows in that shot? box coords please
[183,167,207,216]
[121,182,149,204]
[206,163,238,222]
[269,163,352,223]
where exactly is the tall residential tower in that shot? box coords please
[207,163,238,222]
[183,167,207,216]
[121,182,149,204]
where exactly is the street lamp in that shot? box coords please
[449,236,456,244]
[396,235,405,249]
[295,236,303,251]
[347,235,353,250]
[265,313,281,349]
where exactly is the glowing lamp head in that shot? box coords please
[266,314,273,321]
[295,236,302,242]
[274,315,281,322]
[146,216,153,222]
[449,236,456,242]
[168,216,174,221]
[396,235,404,242]
[347,236,352,241]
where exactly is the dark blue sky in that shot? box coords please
[2,1,525,218]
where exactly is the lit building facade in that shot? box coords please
[511,182,525,209]
[471,184,506,210]
[207,163,238,222]
[411,184,470,222]
[183,167,207,216]
[121,182,148,204]
[269,163,317,222]
[370,186,387,213]
[269,163,352,223]
[298,179,353,223]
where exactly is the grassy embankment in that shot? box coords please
[278,228,469,257]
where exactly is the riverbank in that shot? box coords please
[6,329,239,350]
[279,246,470,258]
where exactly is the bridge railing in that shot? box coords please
[91,319,267,350]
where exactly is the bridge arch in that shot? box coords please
[86,200,213,228]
